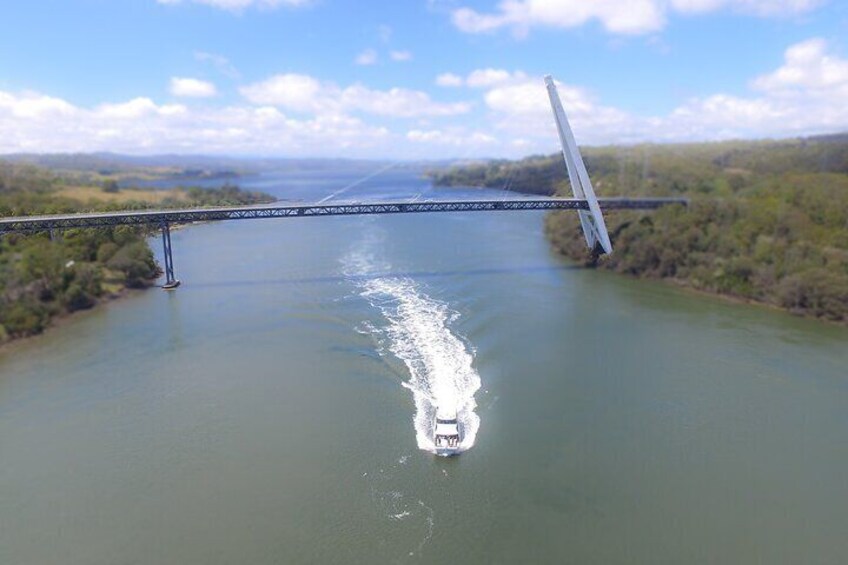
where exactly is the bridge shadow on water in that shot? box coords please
[186,264,582,289]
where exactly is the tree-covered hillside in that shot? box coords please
[433,135,848,323]
[0,161,273,342]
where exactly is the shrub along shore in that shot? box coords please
[432,135,848,324]
[0,161,273,343]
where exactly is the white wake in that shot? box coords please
[344,242,481,454]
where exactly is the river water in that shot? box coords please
[1,169,847,564]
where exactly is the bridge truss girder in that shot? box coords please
[0,198,685,234]
[0,197,687,290]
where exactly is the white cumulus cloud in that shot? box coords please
[451,0,823,36]
[239,74,325,112]
[342,86,471,118]
[666,38,848,139]
[435,69,528,88]
[669,0,821,16]
[483,77,634,145]
[478,38,848,147]
[436,73,464,87]
[98,98,187,119]
[0,90,391,156]
[751,38,848,92]
[240,73,472,118]
[467,69,526,87]
[390,50,413,62]
[407,128,497,147]
[355,49,378,66]
[0,91,76,119]
[170,77,218,98]
[3,39,847,159]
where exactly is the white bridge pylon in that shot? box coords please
[544,75,613,255]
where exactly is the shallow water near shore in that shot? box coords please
[1,169,847,564]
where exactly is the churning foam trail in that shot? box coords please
[344,244,481,454]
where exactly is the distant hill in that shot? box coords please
[1,153,430,177]
[431,134,848,196]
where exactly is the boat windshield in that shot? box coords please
[435,433,460,447]
[436,418,457,425]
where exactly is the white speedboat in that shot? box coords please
[433,407,462,457]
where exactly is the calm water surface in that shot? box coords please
[1,169,847,564]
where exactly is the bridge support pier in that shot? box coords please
[161,223,180,290]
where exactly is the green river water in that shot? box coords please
[1,170,847,564]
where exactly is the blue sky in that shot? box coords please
[1,0,848,158]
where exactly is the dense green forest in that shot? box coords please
[433,135,848,323]
[0,161,273,342]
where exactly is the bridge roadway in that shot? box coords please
[0,196,687,288]
[0,197,686,234]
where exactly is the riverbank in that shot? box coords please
[0,159,274,345]
[433,136,848,325]
[544,199,847,325]
[0,283,151,355]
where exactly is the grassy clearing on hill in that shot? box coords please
[55,185,190,205]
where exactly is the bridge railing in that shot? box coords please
[0,197,688,234]
[0,196,688,289]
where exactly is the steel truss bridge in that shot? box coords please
[0,196,687,288]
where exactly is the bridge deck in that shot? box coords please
[0,197,687,234]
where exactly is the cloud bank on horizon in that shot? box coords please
[0,0,846,158]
